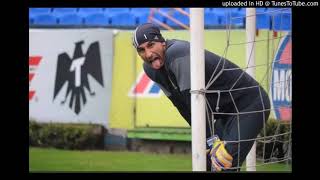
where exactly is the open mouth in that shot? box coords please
[150,57,162,69]
[153,57,160,62]
[149,56,160,64]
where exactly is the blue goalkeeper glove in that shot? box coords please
[207,135,233,172]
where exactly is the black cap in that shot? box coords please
[132,23,165,49]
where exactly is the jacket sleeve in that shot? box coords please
[166,55,192,126]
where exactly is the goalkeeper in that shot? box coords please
[132,23,271,172]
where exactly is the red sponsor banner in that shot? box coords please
[29,56,42,66]
[271,34,292,121]
[29,56,42,101]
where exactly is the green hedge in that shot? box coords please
[29,121,106,150]
[256,118,291,163]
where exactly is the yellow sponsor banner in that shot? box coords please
[108,31,136,129]
[110,30,280,129]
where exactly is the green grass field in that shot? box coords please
[29,147,291,172]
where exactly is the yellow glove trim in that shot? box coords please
[210,140,233,169]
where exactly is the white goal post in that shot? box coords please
[190,7,292,172]
[190,7,258,172]
[190,8,206,171]
[245,8,257,172]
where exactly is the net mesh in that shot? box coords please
[152,7,292,171]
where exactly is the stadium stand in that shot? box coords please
[204,12,220,28]
[213,8,245,27]
[136,12,166,25]
[110,12,137,28]
[29,8,291,30]
[272,11,292,31]
[52,8,78,17]
[59,14,83,26]
[33,14,57,26]
[78,8,104,17]
[256,13,271,29]
[105,8,130,16]
[29,8,51,18]
[84,13,110,26]
[130,8,150,15]
[166,11,190,27]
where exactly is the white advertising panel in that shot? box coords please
[29,29,114,127]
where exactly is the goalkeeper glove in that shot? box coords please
[207,135,233,172]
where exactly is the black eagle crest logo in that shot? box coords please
[53,41,104,115]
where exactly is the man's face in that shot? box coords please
[137,41,166,70]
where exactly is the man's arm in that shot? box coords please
[166,55,192,126]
